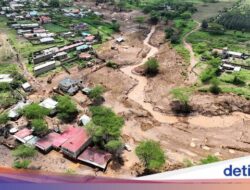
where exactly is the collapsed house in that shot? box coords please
[58,77,82,95]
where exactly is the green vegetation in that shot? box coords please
[170,87,193,113]
[136,140,166,171]
[183,159,194,167]
[56,95,78,122]
[88,85,105,102]
[86,106,124,154]
[21,103,50,120]
[145,58,159,76]
[13,145,37,158]
[31,119,49,137]
[13,160,31,169]
[200,155,220,164]
[44,23,68,33]
[0,113,9,125]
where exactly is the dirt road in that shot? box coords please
[183,20,201,84]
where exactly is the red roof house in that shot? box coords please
[77,147,112,170]
[61,128,91,158]
[14,128,32,143]
[39,16,52,24]
[85,35,95,42]
[35,132,60,152]
[79,53,92,60]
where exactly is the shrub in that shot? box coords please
[13,145,36,158]
[209,78,221,94]
[200,155,219,164]
[145,58,159,75]
[136,140,166,171]
[0,113,9,125]
[13,160,31,169]
[88,85,105,104]
[31,119,49,136]
[21,103,50,119]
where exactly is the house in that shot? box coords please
[13,128,33,143]
[79,53,92,61]
[76,44,89,52]
[8,101,31,120]
[60,31,74,38]
[81,87,92,95]
[58,42,84,52]
[33,28,47,33]
[29,11,38,17]
[219,63,241,73]
[77,147,112,170]
[85,35,95,42]
[34,61,56,76]
[61,127,91,158]
[39,98,58,115]
[54,52,68,60]
[222,48,243,59]
[0,74,13,83]
[79,115,91,126]
[40,37,55,44]
[35,132,60,152]
[58,77,81,95]
[21,82,32,92]
[81,32,90,37]
[39,16,51,24]
[33,47,59,64]
[20,23,39,29]
[17,29,32,35]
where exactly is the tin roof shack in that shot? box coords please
[54,52,68,61]
[219,63,241,73]
[78,147,112,170]
[13,128,32,143]
[40,37,55,44]
[116,37,124,44]
[8,101,31,120]
[79,53,92,61]
[222,48,244,59]
[39,98,58,116]
[76,44,89,52]
[79,115,91,126]
[20,23,39,29]
[35,132,60,152]
[60,31,74,38]
[58,77,81,96]
[10,3,24,10]
[22,82,32,92]
[58,42,84,52]
[33,47,59,64]
[0,74,13,83]
[39,16,51,24]
[34,61,56,76]
[61,128,91,159]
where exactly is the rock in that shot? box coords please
[190,142,196,148]
[229,149,235,154]
[202,145,210,151]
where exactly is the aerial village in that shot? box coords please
[0,0,250,178]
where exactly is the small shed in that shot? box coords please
[22,82,32,92]
[39,98,58,115]
[79,115,91,126]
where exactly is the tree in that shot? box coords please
[21,103,50,120]
[0,113,9,125]
[13,145,36,158]
[201,20,208,29]
[136,140,166,171]
[209,78,221,94]
[145,58,159,76]
[56,95,78,122]
[86,106,124,153]
[170,88,192,113]
[13,160,31,169]
[31,119,49,137]
[49,0,60,7]
[88,85,105,104]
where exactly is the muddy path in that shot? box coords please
[120,26,250,126]
[183,20,201,84]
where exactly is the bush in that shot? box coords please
[56,95,78,122]
[145,58,159,76]
[13,160,31,169]
[13,145,36,158]
[136,140,166,171]
[106,61,119,69]
[0,113,9,125]
[31,119,49,136]
[21,103,50,119]
[89,85,105,104]
[209,78,221,94]
[200,155,219,164]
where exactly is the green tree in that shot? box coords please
[0,113,9,125]
[13,160,31,169]
[136,140,166,171]
[201,20,208,29]
[145,58,159,75]
[56,95,78,122]
[49,0,60,7]
[13,145,36,158]
[31,119,49,137]
[88,85,105,103]
[21,103,50,119]
[170,88,192,113]
[209,78,221,94]
[86,106,124,153]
